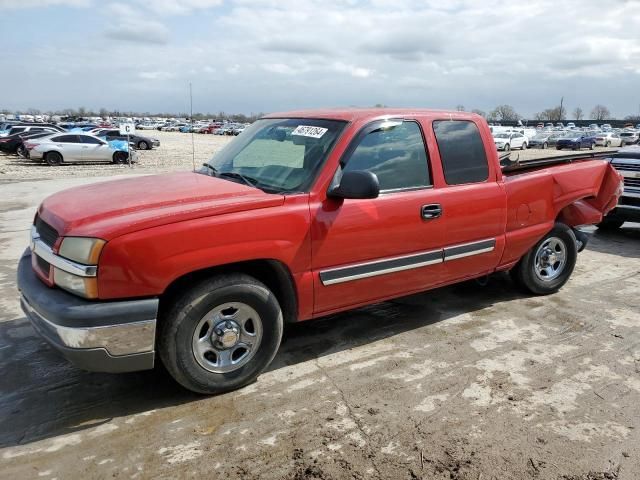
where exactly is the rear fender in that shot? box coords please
[556,163,623,227]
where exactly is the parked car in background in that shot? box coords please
[1,123,64,137]
[556,132,596,150]
[25,133,131,165]
[594,132,623,148]
[601,124,612,131]
[619,131,639,145]
[98,129,160,150]
[493,132,528,151]
[528,132,564,149]
[597,146,640,229]
[0,131,56,155]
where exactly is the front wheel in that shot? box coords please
[158,274,283,394]
[504,144,511,152]
[510,223,577,295]
[112,151,128,164]
[542,142,548,149]
[137,141,149,150]
[521,142,527,150]
[605,141,611,148]
[589,142,595,150]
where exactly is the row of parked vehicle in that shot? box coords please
[492,124,640,152]
[136,121,250,135]
[0,121,161,165]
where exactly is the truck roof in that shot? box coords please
[263,108,480,122]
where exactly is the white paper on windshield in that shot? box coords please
[291,125,328,138]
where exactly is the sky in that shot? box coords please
[1,0,640,118]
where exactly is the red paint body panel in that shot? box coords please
[32,109,622,322]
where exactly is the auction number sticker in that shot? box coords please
[292,125,328,138]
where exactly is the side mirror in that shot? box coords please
[328,170,380,200]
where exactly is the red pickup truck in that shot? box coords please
[17,109,622,394]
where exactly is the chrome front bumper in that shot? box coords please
[17,249,158,373]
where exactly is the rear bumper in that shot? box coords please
[17,249,158,373]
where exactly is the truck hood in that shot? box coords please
[38,172,285,240]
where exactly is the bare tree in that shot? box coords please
[489,105,520,122]
[471,108,486,118]
[590,105,611,121]
[533,106,565,122]
[573,107,584,120]
[456,105,465,112]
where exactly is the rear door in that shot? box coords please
[311,119,445,314]
[428,119,506,283]
[51,134,85,161]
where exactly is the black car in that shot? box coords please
[99,129,160,150]
[0,131,55,155]
[597,146,640,229]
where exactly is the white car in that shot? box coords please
[493,132,528,151]
[25,133,130,166]
[593,132,623,147]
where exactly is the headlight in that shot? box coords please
[53,267,99,299]
[58,237,105,265]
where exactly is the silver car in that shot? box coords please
[594,132,623,147]
[619,131,639,146]
[25,133,130,166]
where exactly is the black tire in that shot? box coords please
[521,142,527,150]
[542,142,548,149]
[158,274,283,394]
[504,144,511,152]
[556,146,562,150]
[596,217,624,230]
[510,223,577,295]
[45,151,62,166]
[589,142,595,150]
[605,141,611,148]
[112,151,128,164]
[16,145,27,158]
[137,141,149,150]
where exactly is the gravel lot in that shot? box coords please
[0,131,233,181]
[0,135,638,479]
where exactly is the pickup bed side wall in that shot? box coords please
[499,160,621,267]
[97,195,316,319]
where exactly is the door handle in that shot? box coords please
[421,204,442,220]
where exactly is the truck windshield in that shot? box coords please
[203,118,347,193]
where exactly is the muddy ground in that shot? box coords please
[0,175,639,480]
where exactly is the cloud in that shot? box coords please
[2,0,640,117]
[0,0,89,8]
[135,0,223,15]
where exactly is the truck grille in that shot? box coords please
[612,162,640,172]
[35,216,59,248]
[624,177,640,188]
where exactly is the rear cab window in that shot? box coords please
[432,120,489,185]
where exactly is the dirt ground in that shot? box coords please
[0,139,639,479]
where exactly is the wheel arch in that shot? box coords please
[159,258,298,325]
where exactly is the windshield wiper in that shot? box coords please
[218,171,261,188]
[201,163,218,177]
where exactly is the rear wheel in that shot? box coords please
[16,145,27,158]
[504,144,511,152]
[45,151,62,166]
[542,142,548,149]
[521,142,527,150]
[510,223,577,295]
[137,141,149,150]
[605,141,611,147]
[158,274,283,394]
[589,142,595,150]
[596,217,624,230]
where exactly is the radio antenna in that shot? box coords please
[190,81,195,171]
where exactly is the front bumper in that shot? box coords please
[17,249,158,373]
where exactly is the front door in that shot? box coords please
[80,135,111,161]
[311,119,445,314]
